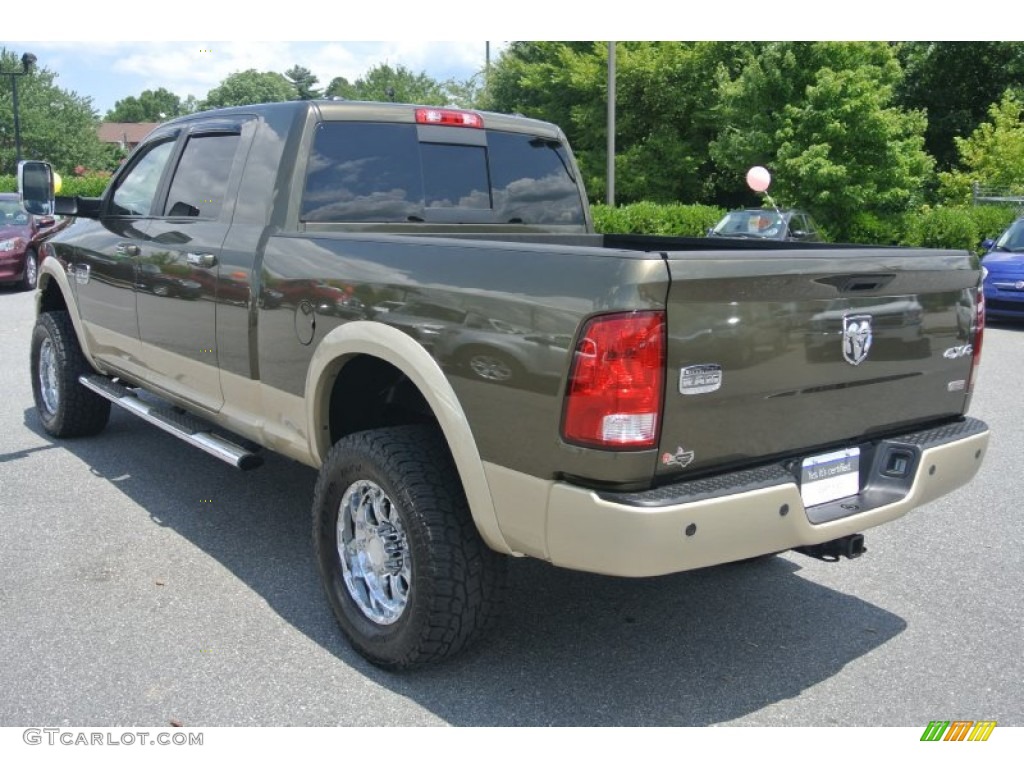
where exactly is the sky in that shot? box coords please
[2,2,989,119]
[0,41,498,117]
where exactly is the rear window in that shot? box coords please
[301,122,584,225]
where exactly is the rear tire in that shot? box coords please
[30,312,111,437]
[313,425,507,668]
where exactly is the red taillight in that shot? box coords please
[414,108,483,128]
[562,311,665,449]
[969,288,985,391]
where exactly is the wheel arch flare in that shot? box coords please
[305,320,515,555]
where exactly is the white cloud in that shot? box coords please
[111,42,300,98]
[11,41,498,111]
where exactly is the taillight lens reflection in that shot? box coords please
[562,311,665,449]
[969,288,984,392]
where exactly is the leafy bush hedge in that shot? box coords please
[901,205,1018,252]
[901,208,981,251]
[0,173,111,198]
[60,175,112,198]
[592,202,725,237]
[967,205,1019,243]
[842,212,907,246]
[595,201,1020,253]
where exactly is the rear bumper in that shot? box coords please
[540,418,989,577]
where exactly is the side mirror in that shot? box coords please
[17,161,55,216]
[979,238,995,252]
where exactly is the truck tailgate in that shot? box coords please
[657,247,980,480]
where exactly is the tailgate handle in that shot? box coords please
[817,273,896,293]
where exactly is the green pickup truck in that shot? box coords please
[19,100,989,668]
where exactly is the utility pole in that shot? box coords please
[606,42,616,207]
[2,52,37,169]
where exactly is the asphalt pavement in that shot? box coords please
[0,284,1021,727]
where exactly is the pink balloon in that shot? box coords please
[746,166,771,193]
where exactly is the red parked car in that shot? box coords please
[0,192,65,291]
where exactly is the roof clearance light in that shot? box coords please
[415,108,484,129]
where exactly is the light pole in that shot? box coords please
[3,51,37,168]
[606,41,615,207]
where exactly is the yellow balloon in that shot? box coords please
[53,171,63,194]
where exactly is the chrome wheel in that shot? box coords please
[337,479,411,625]
[468,353,515,382]
[38,337,59,415]
[314,426,507,667]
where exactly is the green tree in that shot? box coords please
[105,87,189,122]
[711,42,933,239]
[938,90,1024,204]
[484,42,606,199]
[898,42,1024,170]
[775,69,933,232]
[0,48,110,174]
[483,42,592,135]
[324,63,448,105]
[438,74,482,109]
[485,41,753,204]
[284,65,321,100]
[324,76,353,98]
[604,42,754,204]
[201,69,296,109]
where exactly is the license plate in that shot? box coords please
[801,447,860,508]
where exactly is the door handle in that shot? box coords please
[115,243,140,257]
[186,252,217,268]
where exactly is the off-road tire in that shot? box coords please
[30,311,111,437]
[313,425,507,668]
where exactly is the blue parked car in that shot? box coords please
[981,217,1024,320]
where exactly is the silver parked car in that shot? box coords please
[708,208,823,242]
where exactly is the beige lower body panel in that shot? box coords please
[493,429,989,578]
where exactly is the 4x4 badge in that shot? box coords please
[842,314,873,365]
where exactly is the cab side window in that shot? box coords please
[110,140,176,216]
[164,133,241,219]
[800,215,819,240]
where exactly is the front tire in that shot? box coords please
[20,248,38,292]
[30,312,111,437]
[313,425,507,668]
